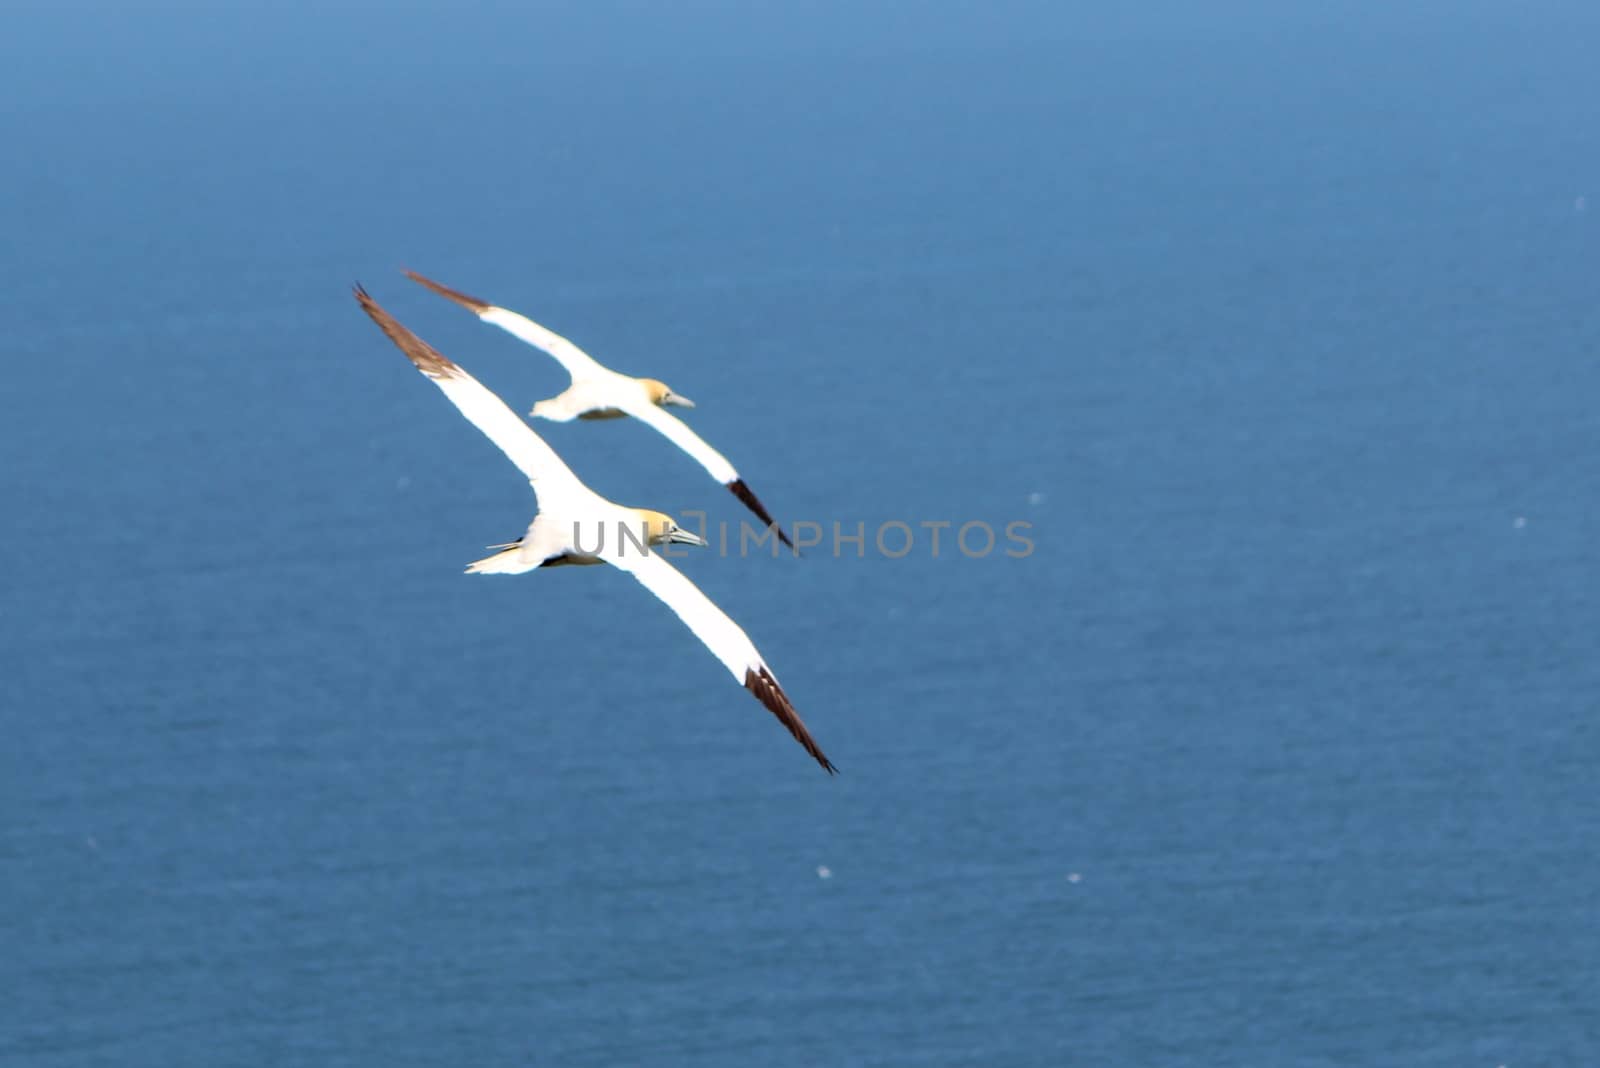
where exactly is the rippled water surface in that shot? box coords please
[2,3,1597,1064]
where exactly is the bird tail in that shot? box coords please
[465,541,538,575]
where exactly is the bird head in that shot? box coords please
[640,378,696,409]
[632,509,709,548]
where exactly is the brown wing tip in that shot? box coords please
[353,284,458,378]
[727,479,796,551]
[744,666,837,775]
[403,269,494,315]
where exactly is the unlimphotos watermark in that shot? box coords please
[572,517,1035,559]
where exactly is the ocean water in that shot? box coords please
[2,2,1598,1064]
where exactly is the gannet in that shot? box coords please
[355,286,835,774]
[403,269,795,549]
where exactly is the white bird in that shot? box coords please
[355,286,835,774]
[404,269,795,549]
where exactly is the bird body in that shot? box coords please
[530,373,677,424]
[466,506,695,574]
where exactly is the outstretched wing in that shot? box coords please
[605,547,836,774]
[404,270,605,379]
[624,402,795,549]
[354,285,585,509]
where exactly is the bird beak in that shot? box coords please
[663,392,696,409]
[667,528,709,547]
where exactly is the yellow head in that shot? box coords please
[631,508,709,549]
[640,378,696,409]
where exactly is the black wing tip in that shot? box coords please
[743,666,836,775]
[353,286,456,378]
[403,268,493,314]
[726,479,796,551]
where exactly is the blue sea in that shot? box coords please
[3,2,1597,1064]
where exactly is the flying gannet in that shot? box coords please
[355,285,835,774]
[403,269,795,549]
